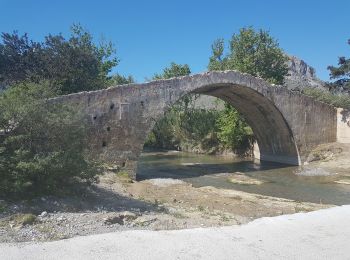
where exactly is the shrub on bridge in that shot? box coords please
[302,88,350,109]
[0,82,101,198]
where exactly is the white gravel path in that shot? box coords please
[1,205,350,260]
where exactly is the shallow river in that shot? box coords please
[137,150,350,205]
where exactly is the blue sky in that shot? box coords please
[1,0,349,82]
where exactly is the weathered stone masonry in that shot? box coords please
[52,71,338,178]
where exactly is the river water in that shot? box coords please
[137,150,350,205]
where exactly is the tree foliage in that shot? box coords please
[209,27,288,85]
[0,24,119,94]
[145,62,252,154]
[327,39,350,91]
[146,28,287,155]
[145,62,220,151]
[0,25,125,198]
[145,63,195,149]
[153,62,191,80]
[109,74,135,86]
[216,104,253,151]
[0,82,101,197]
[208,27,288,151]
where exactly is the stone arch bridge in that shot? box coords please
[53,71,337,178]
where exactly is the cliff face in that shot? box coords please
[284,56,326,91]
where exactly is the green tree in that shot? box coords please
[208,27,288,151]
[154,62,193,109]
[145,63,222,153]
[153,62,191,79]
[0,82,101,197]
[209,27,288,84]
[145,63,193,149]
[216,104,253,151]
[109,74,135,86]
[327,39,350,91]
[0,24,118,94]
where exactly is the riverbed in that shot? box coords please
[1,146,347,243]
[137,150,350,205]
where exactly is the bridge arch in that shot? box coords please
[52,71,337,178]
[140,74,301,166]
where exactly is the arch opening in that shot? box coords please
[139,82,300,175]
[192,83,300,165]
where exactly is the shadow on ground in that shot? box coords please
[0,184,162,218]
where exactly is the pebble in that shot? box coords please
[57,216,66,222]
[39,211,48,218]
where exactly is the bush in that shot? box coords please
[144,97,254,154]
[216,105,254,153]
[302,88,350,109]
[144,107,181,149]
[0,82,101,198]
[145,96,221,152]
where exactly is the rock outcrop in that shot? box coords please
[284,55,326,91]
[195,55,327,111]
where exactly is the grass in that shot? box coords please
[116,170,133,183]
[294,202,313,213]
[13,213,37,225]
[0,202,6,213]
[197,205,205,211]
[153,199,160,206]
[138,196,145,201]
[37,225,53,233]
[0,213,38,227]
[170,212,187,219]
[220,215,230,222]
[37,225,69,240]
[117,171,130,178]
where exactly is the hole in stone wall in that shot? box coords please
[122,161,126,167]
[102,141,107,147]
[110,103,115,110]
[93,115,97,120]
[140,101,144,108]
[107,126,111,131]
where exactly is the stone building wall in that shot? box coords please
[337,108,350,143]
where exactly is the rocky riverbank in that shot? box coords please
[0,170,330,243]
[1,142,348,243]
[305,143,350,171]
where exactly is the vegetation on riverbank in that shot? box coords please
[0,25,120,197]
[0,82,102,198]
